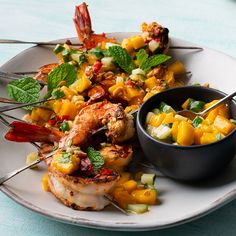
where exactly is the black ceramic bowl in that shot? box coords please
[136,86,236,181]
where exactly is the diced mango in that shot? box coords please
[113,188,136,209]
[108,82,125,94]
[31,107,52,123]
[182,98,190,110]
[143,91,155,101]
[130,36,146,50]
[168,60,185,75]
[163,70,175,87]
[123,180,138,193]
[194,128,204,145]
[149,113,166,127]
[131,189,157,205]
[177,121,195,146]
[204,100,230,119]
[213,115,235,135]
[126,87,140,99]
[200,132,218,145]
[205,109,218,124]
[42,173,50,192]
[144,76,157,90]
[121,38,133,52]
[75,76,92,93]
[172,121,179,141]
[115,172,131,186]
[59,99,77,120]
[199,124,213,133]
[162,112,176,125]
[51,153,80,175]
[60,86,77,100]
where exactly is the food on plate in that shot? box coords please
[145,99,236,146]
[3,2,189,212]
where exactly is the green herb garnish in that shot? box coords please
[59,152,72,164]
[136,48,171,73]
[46,63,77,98]
[192,116,204,128]
[53,44,65,54]
[108,46,136,74]
[6,77,40,110]
[136,49,149,68]
[52,89,65,100]
[89,47,110,59]
[189,99,205,112]
[60,121,70,132]
[87,147,104,171]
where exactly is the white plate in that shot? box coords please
[0,33,236,231]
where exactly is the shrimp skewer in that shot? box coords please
[5,101,135,147]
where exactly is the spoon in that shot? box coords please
[177,91,236,120]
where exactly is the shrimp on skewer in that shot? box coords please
[74,2,115,49]
[46,149,119,210]
[5,101,135,147]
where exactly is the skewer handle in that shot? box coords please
[0,39,82,46]
[0,159,42,185]
[0,151,55,185]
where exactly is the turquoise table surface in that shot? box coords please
[1,0,236,235]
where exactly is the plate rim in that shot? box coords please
[1,185,236,231]
[1,34,236,231]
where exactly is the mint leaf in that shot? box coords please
[141,54,171,72]
[108,46,136,74]
[46,63,77,98]
[136,49,148,68]
[87,147,104,171]
[7,77,40,110]
[89,47,110,59]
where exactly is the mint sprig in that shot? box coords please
[108,46,136,74]
[46,63,77,98]
[6,77,40,110]
[137,49,171,73]
[87,147,104,171]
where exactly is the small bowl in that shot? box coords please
[136,86,236,181]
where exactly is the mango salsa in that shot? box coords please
[145,99,235,146]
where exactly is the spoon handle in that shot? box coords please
[201,91,236,116]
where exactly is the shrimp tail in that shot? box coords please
[73,2,92,44]
[73,3,115,49]
[5,121,62,143]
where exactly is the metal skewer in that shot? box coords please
[104,195,129,215]
[0,115,128,214]
[0,39,203,50]
[0,151,56,185]
[0,99,53,112]
[0,71,46,86]
[0,39,82,47]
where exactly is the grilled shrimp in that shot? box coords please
[73,2,115,49]
[60,101,135,147]
[46,149,119,210]
[99,144,133,172]
[34,63,58,82]
[47,170,118,210]
[5,101,135,147]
